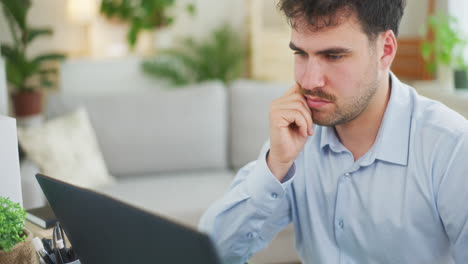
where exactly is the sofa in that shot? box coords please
[20,57,300,264]
[22,59,468,264]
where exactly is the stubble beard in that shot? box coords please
[312,64,380,127]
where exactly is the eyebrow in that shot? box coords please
[289,42,352,55]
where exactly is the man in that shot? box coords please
[199,0,468,263]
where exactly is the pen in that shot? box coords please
[54,223,70,264]
[42,238,53,254]
[32,237,55,264]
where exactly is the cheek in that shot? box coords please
[294,58,307,82]
[326,63,362,99]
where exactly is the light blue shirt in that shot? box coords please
[199,74,468,264]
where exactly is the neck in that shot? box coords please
[335,74,391,161]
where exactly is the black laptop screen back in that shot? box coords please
[36,174,221,264]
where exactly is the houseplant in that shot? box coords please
[421,12,468,89]
[0,0,65,117]
[142,24,246,86]
[0,196,36,263]
[100,0,196,49]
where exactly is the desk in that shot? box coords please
[25,220,70,244]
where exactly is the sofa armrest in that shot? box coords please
[20,158,47,209]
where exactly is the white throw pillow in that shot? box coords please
[17,107,114,188]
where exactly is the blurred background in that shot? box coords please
[1,0,468,111]
[1,1,468,263]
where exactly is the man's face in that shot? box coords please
[291,14,381,126]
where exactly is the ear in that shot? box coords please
[377,30,397,71]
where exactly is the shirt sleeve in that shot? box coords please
[436,132,468,263]
[198,141,295,264]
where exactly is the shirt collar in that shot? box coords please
[320,73,411,166]
[320,126,345,153]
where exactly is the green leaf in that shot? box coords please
[0,196,26,252]
[38,68,58,75]
[420,42,432,61]
[5,60,23,86]
[40,78,55,88]
[142,23,245,85]
[127,19,143,48]
[0,44,16,58]
[99,0,191,47]
[32,53,65,65]
[142,58,192,86]
[0,0,31,31]
[26,28,53,44]
[186,3,196,16]
[420,11,468,71]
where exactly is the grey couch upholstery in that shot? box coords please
[23,74,300,263]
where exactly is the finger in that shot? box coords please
[278,105,313,136]
[275,98,313,135]
[279,109,309,138]
[284,82,302,96]
[290,110,309,138]
[292,95,314,135]
[291,93,312,115]
[276,91,312,116]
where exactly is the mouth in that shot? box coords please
[306,96,331,109]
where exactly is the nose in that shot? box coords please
[297,58,326,90]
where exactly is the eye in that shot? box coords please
[294,51,307,57]
[326,54,344,61]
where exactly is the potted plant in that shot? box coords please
[100,0,196,51]
[142,24,246,86]
[421,12,468,90]
[0,196,36,263]
[0,0,65,117]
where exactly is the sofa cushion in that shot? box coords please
[46,81,228,177]
[229,80,290,169]
[17,108,114,188]
[59,57,168,96]
[95,169,235,227]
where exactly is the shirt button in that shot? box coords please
[338,220,344,229]
[271,192,278,199]
[344,173,351,179]
[246,232,255,239]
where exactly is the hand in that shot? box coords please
[267,83,314,181]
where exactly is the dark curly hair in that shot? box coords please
[278,0,406,40]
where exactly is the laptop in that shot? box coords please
[35,173,222,264]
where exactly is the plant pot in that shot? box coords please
[0,229,39,264]
[11,91,43,117]
[454,70,468,89]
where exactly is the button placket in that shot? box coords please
[334,170,352,246]
[344,172,351,180]
[338,220,344,229]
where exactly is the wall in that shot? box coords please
[449,0,468,30]
[0,58,7,115]
[448,0,468,59]
[0,0,246,58]
[1,0,455,58]
[0,0,85,57]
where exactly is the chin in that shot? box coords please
[311,112,335,126]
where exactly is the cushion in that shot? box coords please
[45,81,228,177]
[59,57,168,96]
[17,108,114,188]
[229,79,290,169]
